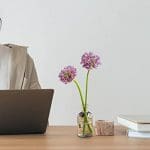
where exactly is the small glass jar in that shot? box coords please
[77,111,93,138]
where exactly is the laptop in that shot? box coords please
[0,89,54,134]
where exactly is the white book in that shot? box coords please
[128,129,150,138]
[117,115,150,132]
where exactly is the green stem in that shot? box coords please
[83,113,93,135]
[83,112,93,134]
[73,79,93,135]
[83,70,93,135]
[85,70,90,112]
[73,80,85,112]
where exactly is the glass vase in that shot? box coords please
[77,111,94,138]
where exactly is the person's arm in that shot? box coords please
[22,54,41,89]
[29,59,41,89]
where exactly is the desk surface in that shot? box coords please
[0,126,149,150]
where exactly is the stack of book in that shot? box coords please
[117,115,150,138]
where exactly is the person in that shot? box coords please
[0,18,40,89]
[0,43,41,89]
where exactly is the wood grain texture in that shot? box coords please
[0,126,149,150]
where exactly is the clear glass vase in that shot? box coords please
[77,111,94,138]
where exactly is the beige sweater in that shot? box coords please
[0,44,41,89]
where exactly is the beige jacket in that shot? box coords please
[0,44,41,89]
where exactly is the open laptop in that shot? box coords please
[0,89,54,134]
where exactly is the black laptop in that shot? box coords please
[0,89,54,134]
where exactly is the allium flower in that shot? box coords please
[81,52,101,70]
[58,51,101,136]
[59,66,77,84]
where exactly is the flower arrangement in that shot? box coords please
[59,52,101,137]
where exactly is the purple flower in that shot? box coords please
[81,52,101,70]
[59,66,77,84]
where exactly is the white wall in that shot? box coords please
[0,0,150,125]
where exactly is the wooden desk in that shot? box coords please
[0,126,149,150]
